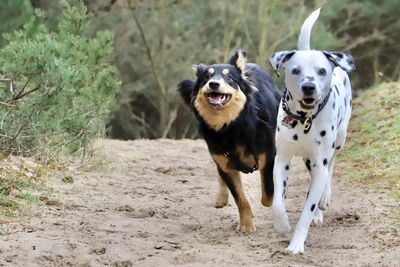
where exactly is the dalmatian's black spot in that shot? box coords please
[305,159,311,171]
[283,180,287,187]
[288,91,293,100]
[293,134,298,141]
[333,52,344,58]
[311,204,316,212]
[320,130,326,137]
[334,85,340,95]
[347,58,353,65]
[278,126,280,132]
[276,63,279,69]
[291,120,298,128]
[285,165,290,171]
[344,97,347,107]
[316,140,321,145]
[332,102,336,109]
[343,78,347,86]
[286,94,290,101]
[306,76,315,82]
[271,53,276,58]
[313,163,316,168]
[338,118,343,127]
[323,158,328,166]
[350,99,352,106]
[331,125,334,131]
[282,189,286,199]
[336,146,341,150]
[332,142,335,149]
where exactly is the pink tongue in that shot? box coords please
[208,94,226,105]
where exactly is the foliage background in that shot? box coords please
[1,0,399,143]
[0,0,119,160]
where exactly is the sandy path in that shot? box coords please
[0,139,398,266]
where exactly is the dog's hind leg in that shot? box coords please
[260,154,274,207]
[272,154,292,234]
[213,176,229,208]
[319,157,335,210]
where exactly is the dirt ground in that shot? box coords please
[0,139,399,266]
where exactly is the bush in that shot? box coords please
[0,0,34,46]
[0,0,120,161]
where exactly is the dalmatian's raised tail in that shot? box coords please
[298,8,321,51]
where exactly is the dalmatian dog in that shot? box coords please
[268,8,355,254]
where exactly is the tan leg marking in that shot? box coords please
[213,176,229,208]
[212,154,255,232]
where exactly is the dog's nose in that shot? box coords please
[302,83,316,95]
[208,81,220,90]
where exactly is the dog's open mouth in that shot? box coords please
[300,98,317,110]
[205,92,231,108]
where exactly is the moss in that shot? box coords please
[0,161,50,219]
[16,191,39,203]
[61,175,74,183]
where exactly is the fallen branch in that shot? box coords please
[0,101,14,107]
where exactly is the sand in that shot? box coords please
[0,139,398,266]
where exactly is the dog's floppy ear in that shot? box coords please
[322,51,356,72]
[268,50,296,77]
[229,50,248,75]
[191,63,208,77]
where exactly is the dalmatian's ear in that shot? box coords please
[192,63,208,77]
[268,50,296,77]
[322,51,356,72]
[229,50,248,75]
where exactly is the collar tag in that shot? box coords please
[282,115,295,128]
[304,117,313,132]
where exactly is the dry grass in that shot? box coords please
[0,156,51,221]
[337,82,400,224]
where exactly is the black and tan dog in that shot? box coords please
[178,51,281,232]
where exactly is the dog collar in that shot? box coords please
[281,88,332,133]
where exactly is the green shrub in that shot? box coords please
[0,0,34,46]
[0,0,120,161]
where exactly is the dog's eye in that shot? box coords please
[292,68,300,75]
[225,75,233,83]
[318,68,326,76]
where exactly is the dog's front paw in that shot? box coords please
[312,208,323,225]
[237,220,256,233]
[272,205,290,234]
[213,192,228,208]
[287,231,307,254]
